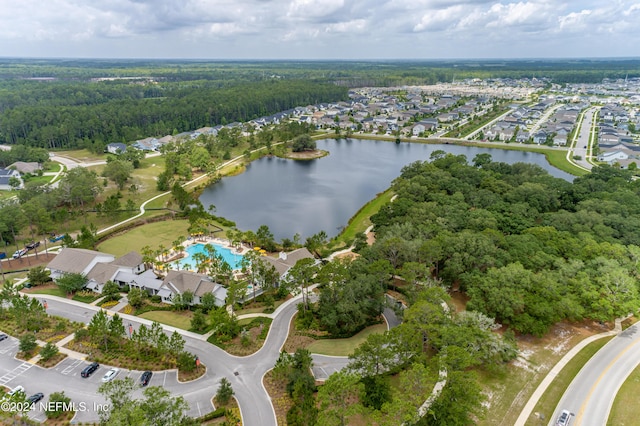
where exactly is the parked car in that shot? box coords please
[27,393,44,404]
[25,241,40,251]
[81,362,100,378]
[49,235,64,243]
[102,368,119,382]
[0,252,6,259]
[8,385,25,397]
[0,333,8,342]
[139,371,152,387]
[12,248,27,259]
[556,409,572,426]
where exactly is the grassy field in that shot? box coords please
[306,323,387,356]
[139,310,194,330]
[478,322,611,426]
[330,189,394,250]
[608,362,640,425]
[54,149,106,162]
[526,336,613,426]
[97,219,192,256]
[26,286,68,298]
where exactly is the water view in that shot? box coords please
[199,138,574,241]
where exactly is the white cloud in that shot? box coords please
[0,0,639,58]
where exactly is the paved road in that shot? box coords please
[567,107,597,171]
[551,323,640,426]
[8,292,312,425]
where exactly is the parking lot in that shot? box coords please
[0,333,215,422]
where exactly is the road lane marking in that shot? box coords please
[575,335,640,425]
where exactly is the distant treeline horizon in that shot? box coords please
[0,57,638,151]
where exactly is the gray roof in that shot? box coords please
[8,162,41,174]
[162,270,219,297]
[86,263,120,284]
[259,247,315,277]
[115,269,162,290]
[46,248,114,274]
[112,251,143,267]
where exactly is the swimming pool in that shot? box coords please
[171,243,244,271]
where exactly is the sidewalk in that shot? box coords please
[514,318,624,426]
[27,334,88,364]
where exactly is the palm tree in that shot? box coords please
[157,245,166,262]
[172,236,186,256]
[141,245,154,270]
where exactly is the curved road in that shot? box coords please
[551,323,640,425]
[9,292,307,425]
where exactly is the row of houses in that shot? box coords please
[483,100,584,145]
[596,109,640,168]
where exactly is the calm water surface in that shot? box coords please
[199,139,574,241]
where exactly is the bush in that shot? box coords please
[216,377,234,405]
[75,328,89,341]
[40,342,59,361]
[150,295,162,303]
[19,333,37,354]
[46,391,71,419]
[177,351,197,372]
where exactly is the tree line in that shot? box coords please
[0,79,347,151]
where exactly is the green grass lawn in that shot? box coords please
[608,361,640,425]
[0,191,17,201]
[27,286,68,298]
[54,149,106,162]
[139,310,194,330]
[330,189,394,250]
[97,219,192,256]
[306,323,387,356]
[234,300,286,316]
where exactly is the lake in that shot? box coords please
[199,139,574,241]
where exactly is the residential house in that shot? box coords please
[7,162,42,174]
[46,248,116,281]
[259,248,317,282]
[0,168,22,190]
[157,270,227,306]
[105,143,127,154]
[597,150,632,163]
[133,137,160,151]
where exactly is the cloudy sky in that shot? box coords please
[1,0,638,60]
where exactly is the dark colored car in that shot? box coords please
[0,333,8,342]
[81,362,100,378]
[27,393,44,404]
[25,241,40,250]
[140,371,152,386]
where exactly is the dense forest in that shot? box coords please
[0,79,346,151]
[1,58,639,152]
[366,154,640,336]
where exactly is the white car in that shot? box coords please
[101,368,119,382]
[8,385,25,396]
[556,409,572,426]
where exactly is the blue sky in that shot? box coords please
[1,0,638,59]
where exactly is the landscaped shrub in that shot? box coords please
[100,300,118,309]
[40,342,59,361]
